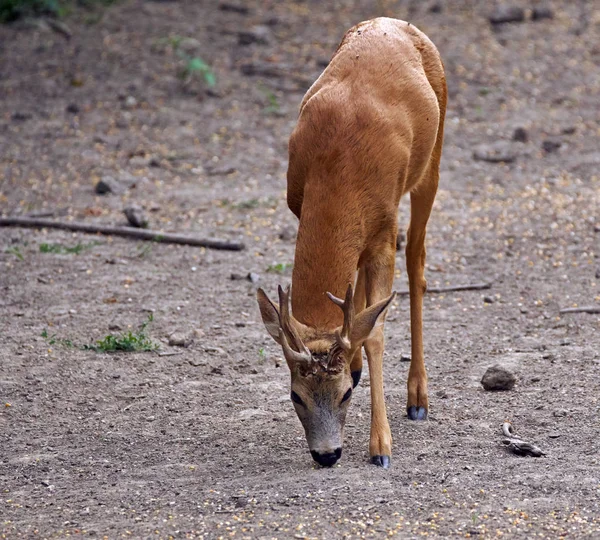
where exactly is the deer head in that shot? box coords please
[257,284,395,467]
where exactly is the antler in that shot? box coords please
[278,285,312,365]
[326,284,354,353]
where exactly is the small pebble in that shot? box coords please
[542,139,561,153]
[531,7,553,21]
[247,272,260,283]
[123,204,148,228]
[124,95,138,109]
[95,176,122,195]
[400,353,411,362]
[488,6,525,25]
[169,332,193,348]
[188,358,207,367]
[553,409,568,417]
[483,295,495,304]
[205,346,226,356]
[278,226,297,242]
[511,127,528,142]
[238,25,271,46]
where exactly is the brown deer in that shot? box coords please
[257,17,446,468]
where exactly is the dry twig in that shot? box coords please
[559,306,600,315]
[397,282,492,295]
[0,217,245,251]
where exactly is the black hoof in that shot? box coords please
[351,370,362,388]
[407,406,428,420]
[370,455,391,468]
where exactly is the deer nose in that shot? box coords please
[311,448,342,467]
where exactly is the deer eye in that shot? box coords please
[291,391,305,407]
[341,388,352,404]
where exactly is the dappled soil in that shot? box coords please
[1,0,600,537]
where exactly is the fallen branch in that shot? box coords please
[0,217,245,251]
[397,282,492,295]
[559,306,600,315]
[501,422,545,457]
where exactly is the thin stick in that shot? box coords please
[559,306,600,315]
[397,282,492,295]
[0,217,245,251]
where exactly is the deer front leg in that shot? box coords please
[363,249,395,468]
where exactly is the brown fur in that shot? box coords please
[258,17,446,464]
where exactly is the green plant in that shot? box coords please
[41,329,74,348]
[5,246,24,260]
[39,241,98,254]
[258,83,280,115]
[0,0,116,23]
[258,347,266,363]
[1,0,61,22]
[135,243,153,259]
[41,315,158,353]
[156,34,216,89]
[179,55,216,87]
[267,262,293,274]
[233,198,260,210]
[84,314,159,353]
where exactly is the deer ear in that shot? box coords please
[350,292,396,346]
[257,288,282,344]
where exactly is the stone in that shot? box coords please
[278,225,297,242]
[188,358,207,367]
[531,7,553,21]
[66,103,80,114]
[124,96,138,109]
[95,176,123,195]
[169,332,193,348]
[218,2,249,14]
[238,25,270,46]
[542,139,561,153]
[123,205,148,228]
[483,295,495,304]
[489,6,525,24]
[473,141,517,163]
[512,127,528,142]
[481,364,517,391]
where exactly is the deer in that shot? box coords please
[257,17,446,469]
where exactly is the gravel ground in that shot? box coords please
[1,0,599,537]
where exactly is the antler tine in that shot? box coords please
[326,283,354,352]
[277,285,311,362]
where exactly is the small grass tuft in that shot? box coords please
[41,328,74,348]
[39,242,98,254]
[84,314,159,352]
[258,82,280,115]
[41,315,158,353]
[267,262,293,274]
[5,246,24,260]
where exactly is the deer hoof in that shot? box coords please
[370,455,391,468]
[351,369,362,388]
[407,405,428,421]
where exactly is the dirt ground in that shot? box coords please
[1,0,600,537]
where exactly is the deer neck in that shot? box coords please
[291,191,360,331]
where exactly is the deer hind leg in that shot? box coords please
[363,243,396,467]
[405,169,439,421]
[349,267,367,388]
